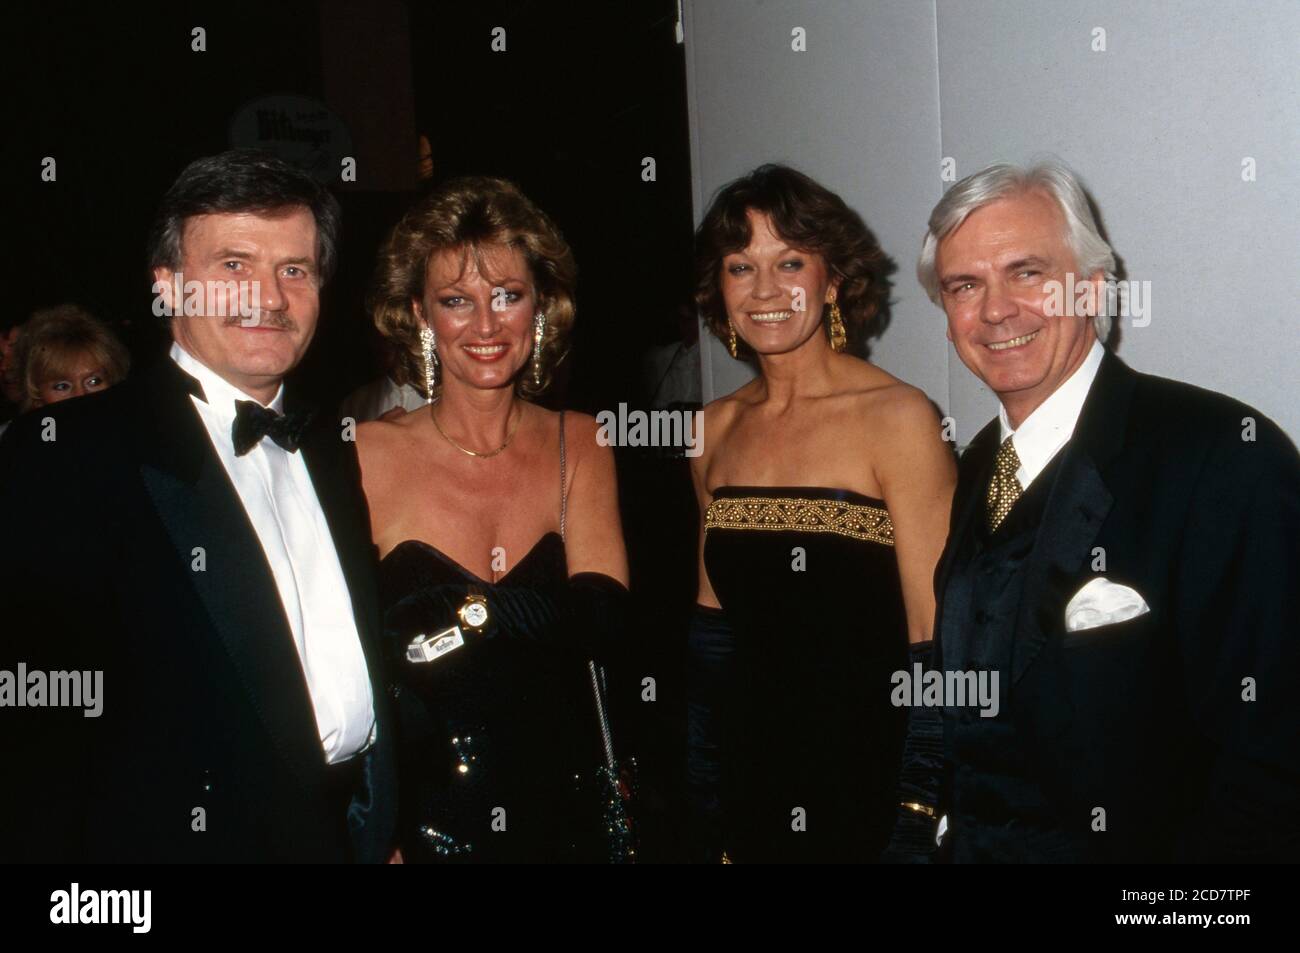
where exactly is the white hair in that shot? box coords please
[917,160,1118,342]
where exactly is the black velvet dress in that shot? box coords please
[702,486,909,862]
[379,532,608,863]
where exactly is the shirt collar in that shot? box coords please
[997,338,1105,485]
[169,341,285,422]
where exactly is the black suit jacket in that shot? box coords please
[934,350,1300,862]
[0,355,396,862]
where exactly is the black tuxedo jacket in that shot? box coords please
[934,350,1300,862]
[0,355,396,862]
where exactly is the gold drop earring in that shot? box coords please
[827,299,846,353]
[727,318,738,359]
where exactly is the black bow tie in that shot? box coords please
[232,400,314,456]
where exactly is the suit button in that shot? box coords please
[389,683,402,699]
[200,769,215,794]
[975,610,989,625]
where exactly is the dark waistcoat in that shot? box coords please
[942,451,1089,862]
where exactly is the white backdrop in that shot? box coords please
[684,0,1300,446]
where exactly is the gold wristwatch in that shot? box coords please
[457,592,489,634]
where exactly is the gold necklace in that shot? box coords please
[431,401,523,458]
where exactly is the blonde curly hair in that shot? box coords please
[14,304,130,411]
[368,176,577,400]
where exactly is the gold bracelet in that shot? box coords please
[900,801,936,818]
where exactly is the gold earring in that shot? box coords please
[827,300,846,353]
[727,319,738,359]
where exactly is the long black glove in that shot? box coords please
[880,639,944,863]
[385,572,628,664]
[685,603,736,863]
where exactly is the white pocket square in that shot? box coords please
[1064,577,1150,633]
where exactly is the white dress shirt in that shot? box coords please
[997,339,1105,490]
[171,343,376,764]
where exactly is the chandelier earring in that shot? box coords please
[419,325,438,400]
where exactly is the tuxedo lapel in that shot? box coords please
[134,355,209,484]
[289,393,396,859]
[1008,449,1112,683]
[290,397,383,676]
[936,421,999,667]
[1009,350,1135,684]
[941,422,999,583]
[134,359,326,787]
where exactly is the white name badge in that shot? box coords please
[406,626,465,663]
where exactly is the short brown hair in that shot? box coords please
[368,176,577,399]
[147,150,343,286]
[694,164,895,356]
[14,305,130,411]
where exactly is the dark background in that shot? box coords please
[8,0,701,860]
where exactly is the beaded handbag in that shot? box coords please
[586,659,637,863]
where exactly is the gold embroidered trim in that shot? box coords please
[705,495,895,546]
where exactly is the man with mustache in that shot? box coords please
[0,151,396,862]
[890,161,1299,862]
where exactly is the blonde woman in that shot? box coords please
[12,305,129,410]
[358,177,630,862]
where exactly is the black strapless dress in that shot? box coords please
[703,486,909,862]
[379,533,607,863]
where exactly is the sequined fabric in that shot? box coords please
[380,533,609,862]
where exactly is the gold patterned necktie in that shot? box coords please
[986,436,1023,531]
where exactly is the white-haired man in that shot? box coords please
[891,161,1299,862]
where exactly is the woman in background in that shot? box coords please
[0,305,130,440]
[12,304,129,410]
[687,164,956,862]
